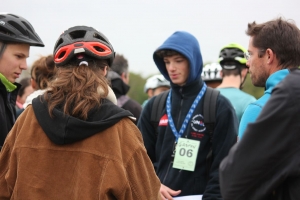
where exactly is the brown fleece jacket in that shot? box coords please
[0,106,161,199]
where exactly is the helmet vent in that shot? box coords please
[8,20,27,36]
[58,51,66,59]
[0,25,13,35]
[54,38,64,52]
[69,30,86,39]
[94,46,104,52]
[93,33,108,43]
[22,21,34,33]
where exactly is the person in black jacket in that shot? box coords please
[138,31,238,199]
[0,13,44,149]
[219,17,300,200]
[107,54,142,124]
[220,69,300,200]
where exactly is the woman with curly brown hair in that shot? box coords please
[0,26,161,199]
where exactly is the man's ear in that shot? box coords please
[241,68,248,78]
[220,70,224,78]
[147,89,154,98]
[266,48,275,64]
[121,72,129,84]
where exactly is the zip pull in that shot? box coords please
[171,142,177,159]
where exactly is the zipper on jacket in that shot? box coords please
[162,161,173,184]
[176,87,184,128]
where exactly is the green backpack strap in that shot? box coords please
[204,87,220,180]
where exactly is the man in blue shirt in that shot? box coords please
[238,17,300,140]
[220,18,300,200]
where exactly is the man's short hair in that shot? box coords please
[246,17,300,69]
[222,68,248,77]
[111,54,129,76]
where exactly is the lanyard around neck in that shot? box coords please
[166,83,207,142]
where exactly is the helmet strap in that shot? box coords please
[0,43,7,59]
[239,67,247,89]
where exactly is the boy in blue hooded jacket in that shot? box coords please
[137,31,237,199]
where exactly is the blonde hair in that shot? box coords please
[44,60,109,120]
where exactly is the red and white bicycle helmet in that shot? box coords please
[53,26,115,67]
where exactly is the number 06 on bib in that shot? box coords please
[173,138,200,171]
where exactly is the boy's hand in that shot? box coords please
[160,184,181,200]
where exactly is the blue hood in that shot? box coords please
[153,31,203,85]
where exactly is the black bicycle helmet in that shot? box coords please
[0,13,44,46]
[53,26,115,67]
[218,43,247,69]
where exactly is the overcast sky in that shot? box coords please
[3,0,300,77]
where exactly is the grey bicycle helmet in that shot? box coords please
[0,13,44,46]
[53,26,115,67]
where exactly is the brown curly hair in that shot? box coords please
[31,55,57,89]
[44,60,109,120]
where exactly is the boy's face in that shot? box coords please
[0,43,30,83]
[163,54,189,86]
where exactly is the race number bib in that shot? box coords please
[173,138,200,171]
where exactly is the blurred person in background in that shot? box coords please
[216,43,256,123]
[107,54,142,124]
[142,74,170,107]
[201,63,222,88]
[15,77,34,116]
[22,54,57,109]
[0,13,44,149]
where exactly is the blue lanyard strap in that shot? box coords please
[166,83,207,142]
